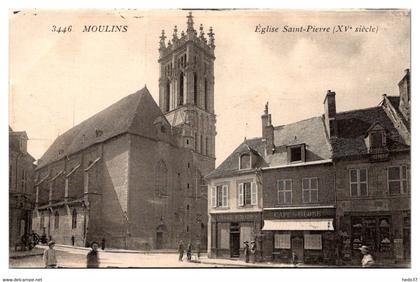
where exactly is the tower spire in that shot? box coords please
[207,26,215,49]
[172,25,178,41]
[159,30,166,49]
[186,12,195,34]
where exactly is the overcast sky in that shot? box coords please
[9,9,410,166]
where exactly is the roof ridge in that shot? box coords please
[273,115,322,129]
[336,105,381,115]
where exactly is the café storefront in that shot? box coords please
[261,206,337,264]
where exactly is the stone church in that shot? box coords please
[31,13,216,250]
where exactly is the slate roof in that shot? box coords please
[331,106,409,159]
[207,116,333,179]
[37,87,164,169]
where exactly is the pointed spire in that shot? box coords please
[199,24,205,40]
[167,39,172,48]
[173,25,178,41]
[186,12,195,34]
[207,26,215,49]
[264,102,269,115]
[159,30,167,49]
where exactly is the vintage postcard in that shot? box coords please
[7,8,411,273]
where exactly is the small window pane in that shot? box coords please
[389,181,401,195]
[278,181,284,190]
[402,180,408,194]
[278,192,285,204]
[285,191,292,204]
[388,167,400,180]
[310,190,318,202]
[310,178,317,188]
[359,169,367,182]
[285,180,292,190]
[303,179,310,190]
[350,170,357,182]
[303,190,310,203]
[402,166,407,179]
[351,184,358,197]
[360,183,368,196]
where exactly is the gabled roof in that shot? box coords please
[37,87,165,169]
[331,106,409,158]
[206,137,267,179]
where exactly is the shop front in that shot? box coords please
[262,207,337,264]
[209,212,262,259]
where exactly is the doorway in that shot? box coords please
[156,231,163,249]
[230,223,240,257]
[291,236,304,262]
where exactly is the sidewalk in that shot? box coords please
[9,248,44,259]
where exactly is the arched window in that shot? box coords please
[54,211,59,230]
[179,72,184,106]
[165,81,170,112]
[155,160,168,196]
[240,153,251,169]
[193,73,198,105]
[204,78,208,110]
[72,209,77,229]
[200,135,203,155]
[194,132,198,151]
[205,137,209,156]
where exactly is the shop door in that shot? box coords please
[230,232,240,257]
[291,236,304,262]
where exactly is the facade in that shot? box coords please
[31,13,215,250]
[333,70,411,264]
[206,70,410,265]
[9,127,36,249]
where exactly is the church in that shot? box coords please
[31,13,216,250]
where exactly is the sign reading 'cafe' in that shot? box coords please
[264,207,336,220]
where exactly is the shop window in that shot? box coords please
[239,153,251,169]
[277,179,292,204]
[302,178,318,203]
[211,185,228,208]
[388,165,409,195]
[349,168,368,197]
[238,182,257,206]
[218,223,230,249]
[304,234,322,250]
[274,233,291,249]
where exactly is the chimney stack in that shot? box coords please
[261,102,274,154]
[324,90,338,138]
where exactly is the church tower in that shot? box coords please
[158,12,216,174]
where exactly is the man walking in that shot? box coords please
[86,242,100,268]
[43,241,58,268]
[243,241,250,263]
[178,240,184,261]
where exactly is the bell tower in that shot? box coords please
[158,12,216,174]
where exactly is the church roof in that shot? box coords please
[37,87,164,169]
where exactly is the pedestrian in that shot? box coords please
[291,251,298,266]
[43,241,58,268]
[243,241,250,263]
[196,242,201,260]
[101,238,106,250]
[86,241,100,268]
[250,241,257,263]
[71,236,75,246]
[186,242,192,262]
[359,245,375,267]
[178,240,184,261]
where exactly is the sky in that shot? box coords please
[9,9,410,166]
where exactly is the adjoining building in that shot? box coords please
[333,70,411,264]
[9,127,36,249]
[31,13,216,250]
[206,70,410,265]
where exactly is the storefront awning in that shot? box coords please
[262,218,334,231]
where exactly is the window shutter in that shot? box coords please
[211,186,217,208]
[251,182,257,205]
[222,185,229,207]
[238,183,244,206]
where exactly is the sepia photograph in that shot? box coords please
[5,7,413,275]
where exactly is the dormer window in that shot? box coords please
[287,144,306,163]
[366,123,387,153]
[239,153,251,170]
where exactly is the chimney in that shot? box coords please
[324,90,338,138]
[261,102,274,154]
[398,69,410,122]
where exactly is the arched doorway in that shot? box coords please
[156,223,167,249]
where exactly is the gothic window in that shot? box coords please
[72,209,77,229]
[179,72,184,106]
[193,73,198,105]
[194,132,198,151]
[204,79,208,110]
[165,81,170,112]
[155,160,168,196]
[200,135,204,154]
[54,211,59,230]
[205,137,209,156]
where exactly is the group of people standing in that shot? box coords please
[178,240,201,262]
[43,240,101,268]
[243,240,257,263]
